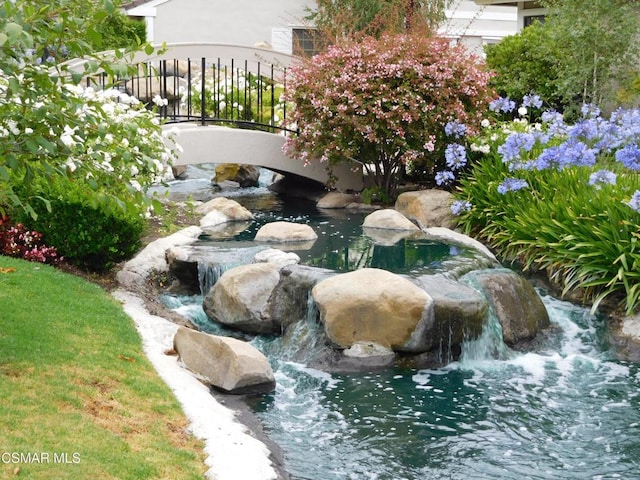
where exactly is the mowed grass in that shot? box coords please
[0,256,206,479]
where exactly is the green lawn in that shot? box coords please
[0,256,206,479]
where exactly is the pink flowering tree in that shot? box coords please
[283,33,494,199]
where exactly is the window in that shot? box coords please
[292,28,324,57]
[523,14,545,27]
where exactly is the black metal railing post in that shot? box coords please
[270,64,275,132]
[200,57,206,126]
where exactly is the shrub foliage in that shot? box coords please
[283,33,493,199]
[454,103,640,314]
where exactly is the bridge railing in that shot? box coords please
[67,43,298,135]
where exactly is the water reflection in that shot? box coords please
[196,195,482,276]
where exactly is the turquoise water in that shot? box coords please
[166,293,640,480]
[249,297,640,480]
[159,176,640,479]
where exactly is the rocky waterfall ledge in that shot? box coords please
[165,191,554,372]
[113,189,640,480]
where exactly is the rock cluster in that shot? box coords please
[168,202,551,372]
[126,189,557,390]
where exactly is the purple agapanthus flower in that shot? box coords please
[581,103,601,118]
[497,132,536,164]
[445,120,467,138]
[522,94,543,109]
[615,144,640,171]
[497,177,529,194]
[435,170,455,186]
[451,200,472,216]
[588,169,617,187]
[535,139,596,170]
[627,190,640,213]
[541,110,567,136]
[489,97,516,113]
[445,143,467,170]
[569,119,601,142]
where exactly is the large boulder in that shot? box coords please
[254,221,318,245]
[312,268,435,353]
[362,209,419,231]
[196,197,254,237]
[203,263,281,334]
[395,190,455,229]
[173,327,275,394]
[423,227,498,263]
[196,197,254,222]
[268,264,336,331]
[317,192,359,209]
[361,209,422,246]
[214,164,260,187]
[466,269,550,345]
[116,226,202,290]
[415,275,487,345]
[610,313,640,362]
[254,248,300,267]
[165,244,268,295]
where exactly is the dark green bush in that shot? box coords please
[12,177,147,272]
[484,22,564,113]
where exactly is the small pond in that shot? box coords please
[159,166,640,480]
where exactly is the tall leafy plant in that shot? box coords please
[0,0,175,220]
[308,0,451,41]
[542,0,640,115]
[283,33,493,199]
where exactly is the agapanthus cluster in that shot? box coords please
[588,169,617,187]
[628,191,640,213]
[489,97,516,114]
[522,94,543,109]
[450,96,640,215]
[0,216,60,265]
[615,144,640,171]
[497,177,529,194]
[445,120,467,138]
[450,199,472,216]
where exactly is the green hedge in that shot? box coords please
[12,178,147,271]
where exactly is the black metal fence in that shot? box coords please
[87,56,295,135]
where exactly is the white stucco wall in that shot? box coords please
[127,0,315,48]
[127,0,516,55]
[441,0,517,55]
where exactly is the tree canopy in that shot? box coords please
[486,0,640,117]
[307,0,451,42]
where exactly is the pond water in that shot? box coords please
[160,167,640,480]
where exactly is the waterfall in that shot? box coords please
[458,273,514,364]
[197,261,226,296]
[459,307,513,364]
[265,293,334,366]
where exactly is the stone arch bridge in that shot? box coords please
[63,43,363,191]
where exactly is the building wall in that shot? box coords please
[126,0,517,56]
[127,0,314,47]
[441,0,517,55]
[472,1,547,30]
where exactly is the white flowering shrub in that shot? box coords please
[0,0,179,269]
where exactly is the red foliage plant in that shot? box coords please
[283,33,495,198]
[0,215,61,265]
